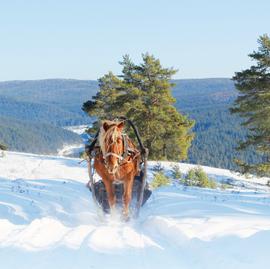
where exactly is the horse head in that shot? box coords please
[100,120,125,174]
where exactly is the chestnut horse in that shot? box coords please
[94,120,140,219]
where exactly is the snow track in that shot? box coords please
[0,152,270,269]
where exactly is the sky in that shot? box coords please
[0,0,269,81]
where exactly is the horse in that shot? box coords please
[93,120,141,220]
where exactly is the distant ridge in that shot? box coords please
[0,78,262,169]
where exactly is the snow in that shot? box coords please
[0,151,270,269]
[64,125,89,136]
[57,143,84,157]
[58,125,90,157]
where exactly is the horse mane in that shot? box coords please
[98,120,122,157]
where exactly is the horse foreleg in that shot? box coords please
[122,174,134,220]
[103,179,116,212]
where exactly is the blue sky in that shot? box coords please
[0,0,269,81]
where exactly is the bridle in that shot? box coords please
[104,132,129,174]
[104,152,124,161]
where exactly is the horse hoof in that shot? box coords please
[121,214,130,222]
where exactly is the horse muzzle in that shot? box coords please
[106,164,119,175]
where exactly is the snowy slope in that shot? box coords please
[58,125,89,157]
[0,152,270,269]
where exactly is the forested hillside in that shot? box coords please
[0,116,81,154]
[0,95,82,126]
[173,79,263,169]
[0,80,91,153]
[0,78,263,170]
[0,79,96,124]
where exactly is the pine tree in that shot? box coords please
[230,35,270,176]
[82,54,194,161]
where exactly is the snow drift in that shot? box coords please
[0,151,270,269]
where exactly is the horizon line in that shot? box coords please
[0,76,232,83]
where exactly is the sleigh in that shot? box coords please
[85,117,152,217]
[91,169,152,214]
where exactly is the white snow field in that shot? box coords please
[0,151,270,269]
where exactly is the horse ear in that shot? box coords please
[103,122,110,131]
[117,121,125,131]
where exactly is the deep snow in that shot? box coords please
[0,151,270,269]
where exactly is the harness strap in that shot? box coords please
[122,134,129,159]
[104,152,124,160]
[118,117,147,155]
[85,130,100,156]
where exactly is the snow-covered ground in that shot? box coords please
[58,124,91,158]
[64,125,89,136]
[58,125,90,157]
[57,143,84,157]
[0,151,270,269]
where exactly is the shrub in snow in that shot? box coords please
[221,178,234,186]
[80,151,87,159]
[0,143,7,157]
[152,162,164,172]
[220,183,230,190]
[184,166,217,189]
[171,164,182,180]
[0,144,7,150]
[151,171,170,189]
